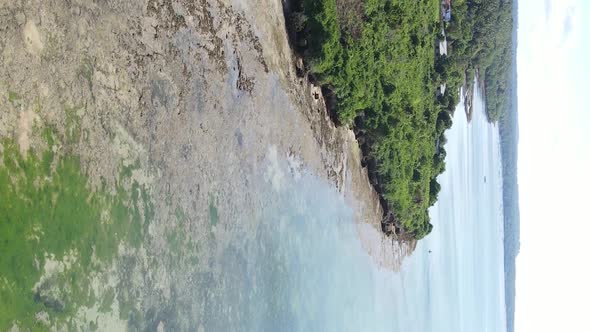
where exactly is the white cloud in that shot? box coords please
[560,6,577,44]
[516,0,590,331]
[562,7,575,34]
[544,0,552,21]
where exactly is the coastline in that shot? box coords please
[280,55,416,270]
[243,0,418,267]
[0,2,411,328]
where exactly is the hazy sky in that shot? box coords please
[517,0,590,331]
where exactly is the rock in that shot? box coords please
[157,321,166,332]
[35,311,50,326]
[15,12,26,26]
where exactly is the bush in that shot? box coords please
[294,0,513,240]
[297,0,443,239]
[288,12,308,33]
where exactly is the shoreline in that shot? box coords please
[283,54,416,270]
[0,1,415,328]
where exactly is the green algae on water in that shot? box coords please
[0,132,153,329]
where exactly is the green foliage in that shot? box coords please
[295,0,446,239]
[8,91,21,106]
[0,131,152,329]
[287,12,308,33]
[292,0,512,240]
[444,0,513,121]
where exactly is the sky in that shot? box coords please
[516,0,590,331]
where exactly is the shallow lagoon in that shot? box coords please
[0,86,504,330]
[206,87,506,331]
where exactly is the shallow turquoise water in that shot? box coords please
[205,87,505,331]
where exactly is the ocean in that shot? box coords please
[204,86,506,331]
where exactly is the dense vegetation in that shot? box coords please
[286,0,513,239]
[288,0,449,239]
[442,0,513,121]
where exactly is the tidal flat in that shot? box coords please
[0,0,399,329]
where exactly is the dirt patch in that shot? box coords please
[17,107,38,156]
[23,20,43,55]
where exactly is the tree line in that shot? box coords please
[286,0,513,240]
